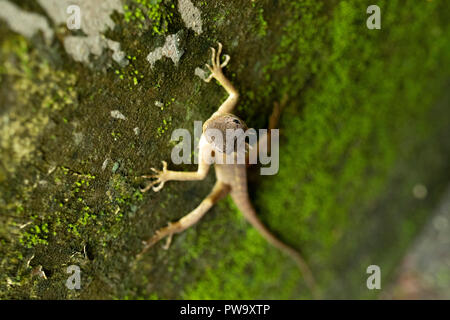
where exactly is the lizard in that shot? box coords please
[138,42,317,296]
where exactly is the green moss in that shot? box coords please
[114,57,145,89]
[123,0,175,34]
[156,116,172,137]
[252,1,268,37]
[20,226,49,248]
[1,36,77,111]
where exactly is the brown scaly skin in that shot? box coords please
[138,43,318,298]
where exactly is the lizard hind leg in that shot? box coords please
[137,181,230,259]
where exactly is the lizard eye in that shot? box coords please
[233,119,240,124]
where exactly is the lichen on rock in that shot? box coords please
[146,30,185,67]
[0,1,53,43]
[177,0,203,34]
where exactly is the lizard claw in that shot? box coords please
[220,54,230,68]
[162,234,173,250]
[138,222,176,259]
[141,161,169,192]
[152,181,165,192]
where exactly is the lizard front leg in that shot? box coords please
[141,134,215,192]
[204,42,239,115]
[137,181,230,258]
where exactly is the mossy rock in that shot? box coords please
[0,0,449,299]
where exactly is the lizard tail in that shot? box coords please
[230,189,319,298]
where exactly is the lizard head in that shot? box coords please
[202,114,250,154]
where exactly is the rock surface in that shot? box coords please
[0,0,449,299]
